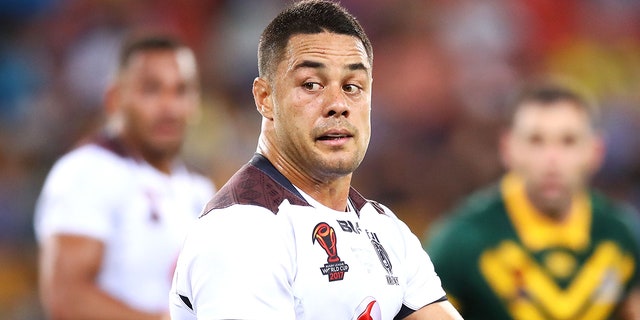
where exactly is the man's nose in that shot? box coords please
[325,85,349,118]
[159,88,184,113]
[542,144,564,165]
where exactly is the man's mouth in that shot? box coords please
[317,133,351,141]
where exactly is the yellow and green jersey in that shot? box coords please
[425,174,640,320]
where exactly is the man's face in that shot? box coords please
[116,48,199,158]
[503,101,602,213]
[265,32,372,180]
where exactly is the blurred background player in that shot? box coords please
[424,79,640,319]
[34,34,215,319]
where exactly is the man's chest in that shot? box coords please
[477,236,635,319]
[281,205,406,319]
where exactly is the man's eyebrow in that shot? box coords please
[291,60,369,73]
[348,63,368,72]
[293,60,324,71]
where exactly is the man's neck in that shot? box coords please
[525,189,573,222]
[294,180,352,212]
[119,134,176,175]
[144,155,174,175]
[259,152,352,212]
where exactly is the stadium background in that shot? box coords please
[1,0,639,318]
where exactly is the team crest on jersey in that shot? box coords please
[312,222,350,282]
[367,231,399,285]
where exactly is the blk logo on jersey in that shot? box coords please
[367,231,399,285]
[313,222,350,282]
[337,219,361,234]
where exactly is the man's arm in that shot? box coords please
[618,288,640,320]
[404,300,464,320]
[39,234,167,320]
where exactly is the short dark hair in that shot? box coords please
[118,34,185,71]
[257,0,373,79]
[507,79,600,128]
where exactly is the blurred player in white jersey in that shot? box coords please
[35,35,215,320]
[169,1,463,319]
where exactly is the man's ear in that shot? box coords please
[253,77,274,120]
[499,129,513,170]
[103,82,126,133]
[588,133,606,174]
[104,82,119,117]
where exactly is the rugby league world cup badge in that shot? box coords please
[312,222,350,281]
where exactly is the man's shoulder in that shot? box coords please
[425,183,506,245]
[201,156,309,216]
[42,137,144,199]
[57,131,138,165]
[424,183,512,266]
[52,142,129,175]
[590,190,635,215]
[590,191,640,240]
[448,183,505,223]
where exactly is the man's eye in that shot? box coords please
[303,82,322,91]
[343,84,361,94]
[142,82,161,94]
[527,134,543,146]
[562,135,577,147]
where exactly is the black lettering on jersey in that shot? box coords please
[337,220,361,234]
[367,231,399,286]
[366,230,380,242]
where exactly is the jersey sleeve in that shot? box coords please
[614,203,640,288]
[34,148,124,242]
[170,204,297,319]
[381,205,447,313]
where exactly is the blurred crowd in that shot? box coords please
[1,0,639,318]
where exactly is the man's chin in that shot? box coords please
[145,140,182,158]
[333,155,364,172]
[537,193,572,217]
[317,158,360,178]
[527,185,572,217]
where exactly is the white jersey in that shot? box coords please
[35,135,215,313]
[170,154,445,320]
